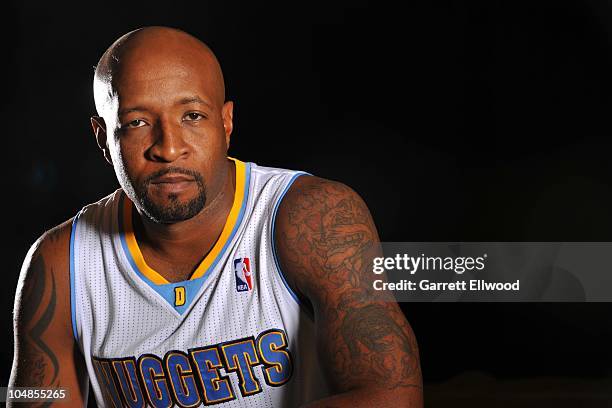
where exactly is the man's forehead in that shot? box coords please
[114,43,219,88]
[114,79,217,114]
[112,55,209,91]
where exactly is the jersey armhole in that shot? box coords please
[270,172,315,319]
[69,210,83,344]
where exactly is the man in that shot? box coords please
[10,27,422,407]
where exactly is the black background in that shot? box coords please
[2,0,612,403]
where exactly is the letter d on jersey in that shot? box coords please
[174,286,186,306]
[234,257,254,292]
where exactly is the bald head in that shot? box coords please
[90,27,235,225]
[93,26,226,116]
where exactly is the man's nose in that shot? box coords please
[147,119,189,162]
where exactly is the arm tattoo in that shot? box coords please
[17,254,60,387]
[339,303,420,389]
[277,179,422,392]
[282,182,373,289]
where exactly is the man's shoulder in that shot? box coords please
[274,175,378,266]
[248,160,308,180]
[32,189,122,268]
[30,218,74,271]
[278,175,371,220]
[79,188,123,214]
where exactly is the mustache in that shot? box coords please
[143,167,205,186]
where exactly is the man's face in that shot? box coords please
[98,47,232,224]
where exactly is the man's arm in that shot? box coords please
[275,176,423,407]
[9,220,88,406]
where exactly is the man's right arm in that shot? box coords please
[8,220,89,406]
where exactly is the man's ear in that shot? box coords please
[90,116,113,165]
[222,101,234,149]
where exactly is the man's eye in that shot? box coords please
[124,119,146,128]
[184,112,204,121]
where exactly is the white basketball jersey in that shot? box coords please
[70,158,329,407]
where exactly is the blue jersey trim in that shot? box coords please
[69,210,82,343]
[118,162,252,314]
[270,172,314,318]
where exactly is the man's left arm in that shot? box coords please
[275,176,423,407]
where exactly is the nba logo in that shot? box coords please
[234,257,253,292]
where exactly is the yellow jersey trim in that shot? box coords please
[122,158,247,285]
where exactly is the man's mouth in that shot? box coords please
[150,174,195,184]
